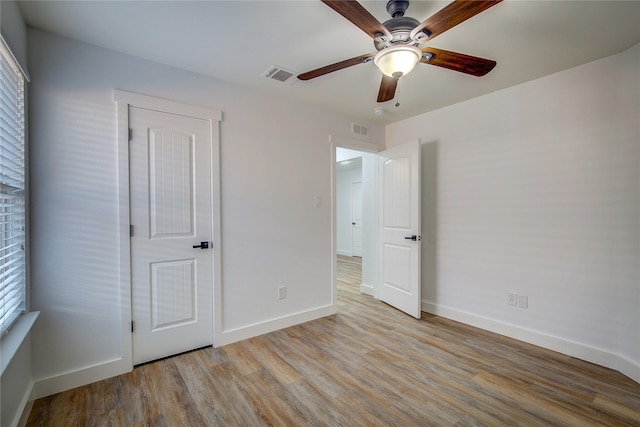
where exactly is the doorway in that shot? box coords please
[335,147,372,300]
[336,149,363,258]
[332,138,422,318]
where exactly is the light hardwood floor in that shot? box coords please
[28,255,640,426]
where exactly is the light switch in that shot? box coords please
[314,195,322,207]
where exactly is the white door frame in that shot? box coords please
[330,134,380,307]
[114,90,223,370]
[351,180,363,257]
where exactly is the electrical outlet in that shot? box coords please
[278,286,286,300]
[518,295,528,308]
[508,292,517,306]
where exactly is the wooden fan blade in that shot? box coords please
[322,0,392,40]
[421,47,496,76]
[377,75,398,103]
[298,54,374,80]
[410,0,502,42]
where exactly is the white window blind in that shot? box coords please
[0,38,26,337]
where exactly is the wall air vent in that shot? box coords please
[263,66,297,85]
[351,122,369,137]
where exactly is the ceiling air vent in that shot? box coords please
[263,66,297,85]
[352,122,369,137]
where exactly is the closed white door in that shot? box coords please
[351,181,363,257]
[378,140,421,318]
[129,106,213,365]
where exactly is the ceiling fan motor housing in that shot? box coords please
[375,16,421,50]
[375,0,421,51]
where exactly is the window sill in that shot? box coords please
[1,311,39,376]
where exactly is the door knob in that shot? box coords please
[404,235,421,241]
[193,241,209,249]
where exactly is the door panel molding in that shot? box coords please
[150,259,196,330]
[148,129,195,238]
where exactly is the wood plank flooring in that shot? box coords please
[28,255,640,426]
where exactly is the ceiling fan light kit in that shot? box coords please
[298,0,502,105]
[373,45,422,78]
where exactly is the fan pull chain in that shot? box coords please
[395,77,401,108]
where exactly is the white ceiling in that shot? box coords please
[17,0,640,125]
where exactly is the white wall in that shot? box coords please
[386,43,640,381]
[336,166,362,256]
[27,28,384,397]
[1,0,27,67]
[1,337,31,427]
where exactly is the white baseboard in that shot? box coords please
[33,357,132,400]
[218,304,337,346]
[336,250,352,257]
[422,300,640,384]
[360,283,374,296]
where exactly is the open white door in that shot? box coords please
[378,140,421,318]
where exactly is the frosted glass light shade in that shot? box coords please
[374,45,422,78]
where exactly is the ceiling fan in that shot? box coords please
[298,0,502,103]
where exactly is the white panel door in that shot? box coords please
[378,140,421,318]
[351,181,363,257]
[130,106,213,365]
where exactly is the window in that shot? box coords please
[0,38,26,336]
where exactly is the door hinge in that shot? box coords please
[131,321,135,333]
[130,225,133,236]
[128,128,133,141]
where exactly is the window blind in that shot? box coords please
[0,38,26,337]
